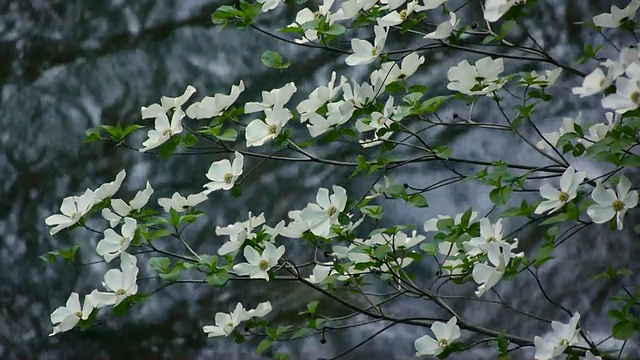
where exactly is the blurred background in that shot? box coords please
[1,0,639,359]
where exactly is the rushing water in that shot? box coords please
[1,0,639,359]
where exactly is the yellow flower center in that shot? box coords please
[631,91,640,104]
[486,236,496,243]
[162,128,172,136]
[599,77,605,87]
[268,124,277,134]
[258,260,270,271]
[74,311,82,318]
[558,192,569,202]
[224,173,234,184]
[559,339,569,346]
[327,205,337,217]
[115,289,126,295]
[399,9,407,20]
[120,236,126,245]
[437,339,448,347]
[612,199,625,212]
[227,322,234,327]
[314,10,322,19]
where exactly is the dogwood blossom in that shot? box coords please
[342,79,379,108]
[414,317,461,356]
[139,109,185,152]
[601,68,640,113]
[232,242,286,280]
[94,170,126,202]
[370,52,425,86]
[216,212,266,255]
[587,175,638,230]
[345,25,388,66]
[290,0,335,43]
[377,1,425,27]
[534,166,587,215]
[141,85,196,119]
[484,0,526,22]
[579,112,619,147]
[463,218,505,256]
[534,312,580,360]
[186,81,244,119]
[244,82,297,114]
[245,105,292,147]
[45,189,95,235]
[592,0,640,28]
[102,252,138,306]
[257,0,283,12]
[280,210,311,238]
[521,68,563,89]
[297,71,346,122]
[306,101,355,137]
[332,0,377,21]
[571,68,612,97]
[424,12,459,39]
[472,242,511,296]
[447,57,504,95]
[301,185,348,237]
[203,151,244,193]
[96,217,136,263]
[157,191,208,213]
[203,301,272,337]
[101,182,154,227]
[307,264,333,284]
[536,112,582,151]
[49,292,95,336]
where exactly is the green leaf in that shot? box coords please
[122,124,144,138]
[218,128,238,142]
[540,212,568,225]
[419,95,451,113]
[408,194,428,208]
[181,133,198,147]
[39,252,58,264]
[261,51,291,69]
[323,24,346,36]
[612,321,636,340]
[231,186,242,198]
[84,128,103,143]
[256,339,273,354]
[434,146,451,160]
[361,205,384,219]
[307,300,319,314]
[158,137,179,158]
[206,268,230,288]
[489,187,512,206]
[149,257,171,273]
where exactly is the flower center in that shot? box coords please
[224,173,234,184]
[437,339,448,347]
[227,322,234,327]
[599,77,605,87]
[371,47,380,57]
[399,9,407,20]
[486,236,496,243]
[475,76,486,82]
[313,10,322,19]
[258,260,270,271]
[268,124,277,134]
[612,199,625,212]
[559,339,568,346]
[327,205,337,217]
[70,212,78,220]
[162,128,172,136]
[558,192,569,202]
[120,236,126,245]
[115,289,126,295]
[631,91,640,104]
[74,311,82,318]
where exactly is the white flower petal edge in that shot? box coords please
[414,316,461,356]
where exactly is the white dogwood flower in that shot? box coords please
[534,312,580,360]
[101,182,154,227]
[232,242,286,280]
[424,12,459,39]
[472,242,511,296]
[186,81,244,119]
[216,212,266,255]
[45,189,95,235]
[484,0,526,22]
[592,0,640,28]
[297,71,347,122]
[203,151,244,193]
[245,82,297,114]
[139,108,184,152]
[414,317,461,356]
[447,57,504,95]
[534,166,587,215]
[536,112,582,151]
[102,252,139,306]
[464,218,505,256]
[49,292,94,336]
[345,25,388,66]
[245,105,292,147]
[96,217,137,263]
[94,170,126,202]
[203,301,272,337]
[587,175,638,230]
[301,185,348,237]
[157,191,208,213]
[141,85,196,119]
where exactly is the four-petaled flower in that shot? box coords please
[93,170,126,202]
[345,25,388,66]
[102,252,139,306]
[592,0,640,28]
[472,242,511,297]
[414,316,461,356]
[535,166,587,215]
[245,82,297,114]
[203,151,244,193]
[534,312,580,360]
[186,81,245,119]
[102,181,154,227]
[216,212,266,255]
[245,105,292,147]
[202,301,272,337]
[141,85,196,119]
[96,217,137,263]
[232,242,285,281]
[157,191,208,213]
[424,12,459,40]
[300,185,348,237]
[45,189,95,235]
[49,292,94,336]
[587,175,638,230]
[139,108,185,152]
[447,57,504,95]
